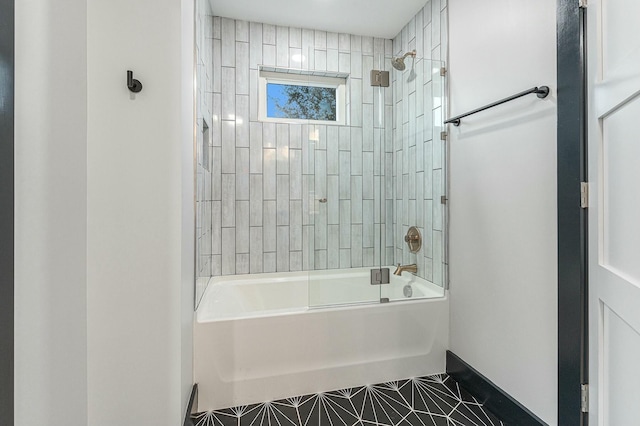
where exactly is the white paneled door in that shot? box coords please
[587,0,640,424]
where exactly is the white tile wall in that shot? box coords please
[392,0,448,286]
[197,2,447,281]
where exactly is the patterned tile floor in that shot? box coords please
[191,374,505,426]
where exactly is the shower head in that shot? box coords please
[391,50,416,71]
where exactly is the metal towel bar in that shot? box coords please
[445,86,550,126]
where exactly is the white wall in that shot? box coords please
[86,0,193,424]
[15,1,88,424]
[448,0,557,424]
[15,0,195,425]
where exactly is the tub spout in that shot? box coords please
[393,263,417,275]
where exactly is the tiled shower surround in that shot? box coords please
[393,1,448,286]
[197,0,449,283]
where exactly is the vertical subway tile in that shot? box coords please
[211,146,221,200]
[338,53,351,73]
[221,67,236,120]
[249,174,263,226]
[433,168,442,230]
[351,176,363,223]
[363,152,374,199]
[363,248,374,267]
[303,225,315,270]
[263,44,276,66]
[249,22,263,69]
[221,121,236,173]
[289,124,302,149]
[339,151,351,199]
[289,46,303,69]
[276,124,289,174]
[339,126,350,151]
[314,30,327,49]
[350,79,363,127]
[212,201,221,255]
[263,24,276,45]
[236,200,250,253]
[339,33,350,51]
[289,27,302,48]
[327,49,339,72]
[221,18,235,67]
[432,0,442,49]
[350,51,363,79]
[236,42,249,95]
[301,29,315,70]
[213,16,221,39]
[221,227,236,275]
[363,103,374,152]
[340,249,351,268]
[249,227,263,273]
[235,20,249,42]
[235,147,249,200]
[350,127,363,175]
[362,36,374,54]
[263,148,276,200]
[340,200,351,248]
[290,149,302,200]
[263,252,276,273]
[314,250,327,270]
[263,122,276,148]
[250,122,263,173]
[212,94,222,146]
[277,226,290,271]
[315,149,327,201]
[351,225,363,267]
[327,175,339,225]
[302,175,314,225]
[290,200,302,251]
[221,174,236,226]
[327,129,339,175]
[276,175,290,226]
[350,35,362,52]
[314,49,327,71]
[213,39,221,92]
[276,26,289,67]
[327,224,340,268]
[236,95,249,146]
[263,200,277,252]
[326,32,339,50]
[290,251,303,271]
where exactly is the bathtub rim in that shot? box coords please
[197,285,448,324]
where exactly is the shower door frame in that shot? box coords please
[0,0,15,423]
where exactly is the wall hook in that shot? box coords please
[127,70,143,93]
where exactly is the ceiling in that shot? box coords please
[209,0,429,39]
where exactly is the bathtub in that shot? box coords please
[194,267,449,411]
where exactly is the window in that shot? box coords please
[259,68,347,125]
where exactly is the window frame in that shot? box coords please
[258,70,347,126]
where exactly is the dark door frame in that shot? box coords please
[0,0,15,424]
[557,1,588,425]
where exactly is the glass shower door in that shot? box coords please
[307,48,386,308]
[380,57,446,302]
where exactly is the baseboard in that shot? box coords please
[183,384,198,426]
[446,351,548,426]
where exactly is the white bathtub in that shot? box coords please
[194,267,449,411]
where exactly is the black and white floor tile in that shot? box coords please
[192,374,505,426]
